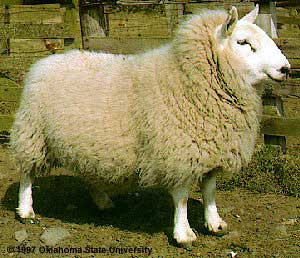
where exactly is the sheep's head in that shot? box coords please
[216,5,290,84]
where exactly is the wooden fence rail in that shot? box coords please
[261,116,300,137]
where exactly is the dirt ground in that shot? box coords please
[0,145,299,258]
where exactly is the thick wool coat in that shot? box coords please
[10,10,261,191]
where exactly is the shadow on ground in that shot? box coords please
[2,175,206,237]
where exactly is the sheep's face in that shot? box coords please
[217,5,290,85]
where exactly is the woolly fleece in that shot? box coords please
[10,10,261,191]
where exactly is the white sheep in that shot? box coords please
[10,5,290,245]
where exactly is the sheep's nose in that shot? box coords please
[279,66,290,75]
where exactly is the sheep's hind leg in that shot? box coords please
[201,169,227,235]
[88,185,114,210]
[170,186,196,245]
[16,172,38,224]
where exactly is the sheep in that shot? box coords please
[10,5,290,245]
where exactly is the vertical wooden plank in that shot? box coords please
[0,38,8,55]
[2,5,10,56]
[270,1,277,32]
[263,96,284,116]
[0,5,9,56]
[80,4,106,39]
[264,135,286,153]
[165,3,184,37]
[256,1,278,38]
[275,96,284,116]
[103,5,111,37]
[64,8,83,50]
[258,1,287,151]
[3,5,9,24]
[262,96,286,151]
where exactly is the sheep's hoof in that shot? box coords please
[205,219,228,236]
[16,213,40,224]
[18,217,40,225]
[174,227,197,248]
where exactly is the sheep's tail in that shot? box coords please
[10,105,50,177]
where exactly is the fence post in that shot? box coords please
[165,1,184,37]
[256,0,278,38]
[257,0,287,152]
[79,1,107,50]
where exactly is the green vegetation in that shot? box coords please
[218,145,300,197]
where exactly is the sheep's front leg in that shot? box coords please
[16,173,36,221]
[201,170,227,234]
[170,186,196,244]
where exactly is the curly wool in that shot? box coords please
[10,10,261,190]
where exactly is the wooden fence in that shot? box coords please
[0,0,82,142]
[259,0,300,152]
[0,0,299,151]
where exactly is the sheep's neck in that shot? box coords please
[157,46,261,148]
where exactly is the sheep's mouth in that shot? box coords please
[267,73,285,82]
[266,72,287,82]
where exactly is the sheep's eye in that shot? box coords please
[237,39,256,52]
[237,39,248,45]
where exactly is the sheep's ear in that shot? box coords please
[240,4,259,24]
[221,6,238,37]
